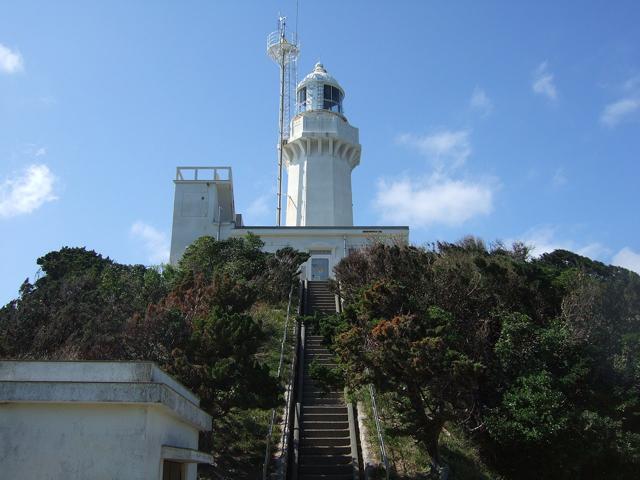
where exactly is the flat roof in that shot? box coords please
[0,361,211,430]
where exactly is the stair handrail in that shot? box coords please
[368,383,390,480]
[280,279,306,479]
[291,310,306,480]
[262,283,296,480]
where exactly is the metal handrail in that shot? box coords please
[369,384,390,480]
[262,284,295,480]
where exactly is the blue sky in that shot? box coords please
[1,1,639,304]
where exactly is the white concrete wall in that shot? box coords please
[230,227,408,280]
[285,160,304,226]
[170,181,217,264]
[0,403,199,480]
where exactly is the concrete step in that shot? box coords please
[301,455,352,466]
[299,475,352,480]
[305,350,330,356]
[300,445,352,456]
[303,429,350,439]
[302,421,349,430]
[303,413,348,422]
[303,390,345,400]
[303,391,343,399]
[303,384,342,393]
[304,406,347,414]
[301,436,351,446]
[303,398,344,406]
[299,464,353,475]
[302,388,344,401]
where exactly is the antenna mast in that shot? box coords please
[267,16,299,226]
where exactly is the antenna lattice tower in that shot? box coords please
[267,17,299,226]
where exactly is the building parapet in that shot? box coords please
[175,166,232,182]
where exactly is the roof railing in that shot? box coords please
[175,166,232,182]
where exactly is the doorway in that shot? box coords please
[162,461,184,480]
[310,257,330,281]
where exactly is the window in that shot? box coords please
[297,87,307,113]
[322,84,343,113]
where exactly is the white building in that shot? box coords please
[0,361,213,480]
[169,63,408,278]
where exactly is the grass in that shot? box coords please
[356,388,501,480]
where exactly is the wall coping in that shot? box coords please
[0,361,211,431]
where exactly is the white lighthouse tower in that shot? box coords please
[283,63,361,226]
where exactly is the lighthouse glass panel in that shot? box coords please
[297,87,307,113]
[323,85,343,113]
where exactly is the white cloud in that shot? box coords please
[551,167,567,187]
[0,164,57,218]
[245,193,271,224]
[532,61,558,101]
[130,221,169,264]
[35,147,47,157]
[577,242,610,259]
[600,97,640,127]
[374,174,494,228]
[469,87,493,116]
[396,129,471,169]
[612,247,640,274]
[599,74,640,128]
[0,43,24,74]
[623,75,640,92]
[515,225,609,259]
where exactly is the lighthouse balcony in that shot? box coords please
[289,111,359,144]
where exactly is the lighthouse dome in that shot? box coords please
[296,63,345,115]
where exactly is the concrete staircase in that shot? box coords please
[299,334,356,480]
[306,281,338,315]
[295,280,358,480]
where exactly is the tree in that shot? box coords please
[331,241,640,477]
[337,306,483,469]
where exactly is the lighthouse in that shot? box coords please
[284,63,361,227]
[169,57,408,279]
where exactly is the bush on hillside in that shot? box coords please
[328,239,640,478]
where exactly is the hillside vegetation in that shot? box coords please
[2,235,639,478]
[0,234,308,479]
[316,239,640,479]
